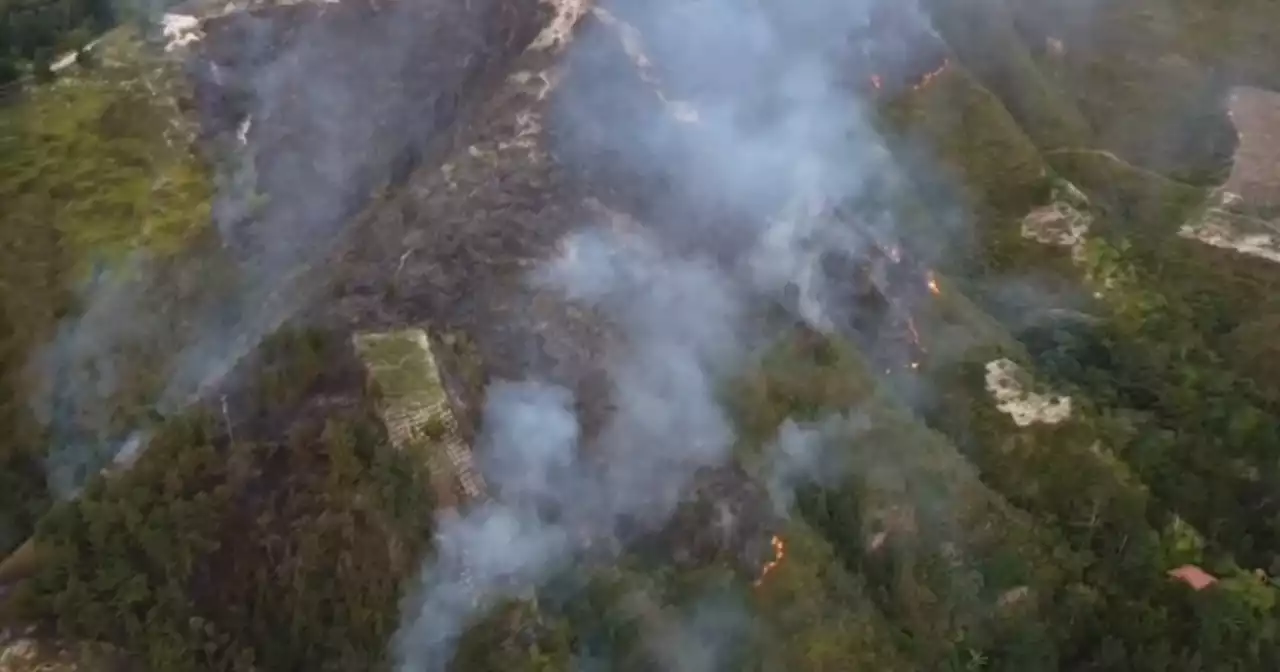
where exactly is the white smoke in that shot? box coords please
[394,0,948,668]
[396,225,751,669]
[32,0,529,496]
[645,591,756,672]
[764,413,867,517]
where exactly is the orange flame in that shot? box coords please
[754,535,786,587]
[926,271,941,296]
[870,59,949,95]
[912,59,949,91]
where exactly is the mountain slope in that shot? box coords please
[4,0,1280,669]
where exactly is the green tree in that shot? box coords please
[14,331,437,671]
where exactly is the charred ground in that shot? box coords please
[3,0,1280,670]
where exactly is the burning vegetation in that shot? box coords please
[642,465,780,583]
[850,1,951,98]
[870,58,950,94]
[13,0,1280,669]
[753,535,787,587]
[793,221,945,377]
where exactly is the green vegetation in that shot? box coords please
[528,522,915,672]
[872,5,1280,663]
[736,334,1075,669]
[925,0,1095,152]
[1042,148,1206,239]
[0,53,212,267]
[1027,239,1280,569]
[12,330,436,671]
[736,328,1280,670]
[882,63,1056,276]
[4,0,1280,669]
[0,35,212,554]
[748,519,915,671]
[0,0,114,84]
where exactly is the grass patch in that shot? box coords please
[0,33,213,552]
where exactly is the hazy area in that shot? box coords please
[1,0,1280,670]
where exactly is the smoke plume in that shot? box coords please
[394,0,952,667]
[395,225,751,669]
[33,0,520,497]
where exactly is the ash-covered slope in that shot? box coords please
[332,0,1280,667]
[184,0,548,268]
[326,0,1040,667]
[321,0,1082,667]
[12,0,1280,669]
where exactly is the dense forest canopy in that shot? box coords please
[0,0,115,83]
[2,0,1280,670]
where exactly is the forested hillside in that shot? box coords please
[2,0,1280,670]
[0,0,114,83]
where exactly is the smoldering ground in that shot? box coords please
[29,0,979,667]
[30,0,535,498]
[393,0,972,669]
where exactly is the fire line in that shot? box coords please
[754,535,787,587]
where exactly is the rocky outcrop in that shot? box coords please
[1178,88,1280,264]
[1222,87,1280,212]
[325,0,1029,601]
[983,357,1073,427]
[1179,199,1280,265]
[1020,179,1093,258]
